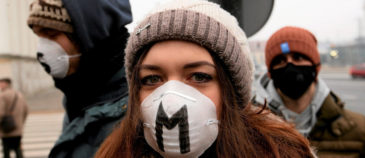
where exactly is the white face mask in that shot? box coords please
[36,37,81,79]
[141,80,219,158]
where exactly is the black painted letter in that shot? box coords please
[155,102,190,154]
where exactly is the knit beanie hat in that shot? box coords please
[125,0,254,106]
[27,0,73,33]
[265,26,321,74]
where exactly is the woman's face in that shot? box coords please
[139,40,222,117]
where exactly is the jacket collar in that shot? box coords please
[312,92,344,128]
[310,91,358,138]
[55,68,128,121]
[50,96,128,156]
[254,74,329,114]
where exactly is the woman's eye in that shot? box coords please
[141,75,162,86]
[190,72,213,83]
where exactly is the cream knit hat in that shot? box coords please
[27,0,73,33]
[125,0,254,106]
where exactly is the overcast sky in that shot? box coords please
[250,0,364,44]
[128,0,364,44]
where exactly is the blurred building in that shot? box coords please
[0,0,53,96]
[248,37,365,68]
[325,3,365,67]
[328,42,365,66]
[248,40,266,65]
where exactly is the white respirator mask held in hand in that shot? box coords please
[36,37,81,79]
[141,80,219,158]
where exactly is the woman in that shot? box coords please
[96,0,316,157]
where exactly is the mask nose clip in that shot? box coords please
[153,90,197,102]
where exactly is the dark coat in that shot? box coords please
[0,89,28,137]
[49,96,128,158]
[309,92,365,158]
[49,0,132,157]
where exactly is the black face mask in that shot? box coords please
[270,63,317,99]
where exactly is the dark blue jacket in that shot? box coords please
[49,0,132,157]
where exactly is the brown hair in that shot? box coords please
[0,78,12,85]
[95,46,314,158]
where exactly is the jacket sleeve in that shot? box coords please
[23,99,28,122]
[0,96,5,118]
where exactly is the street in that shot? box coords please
[319,71,365,115]
[0,112,63,158]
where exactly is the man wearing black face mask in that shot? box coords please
[253,26,365,157]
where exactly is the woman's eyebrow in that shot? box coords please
[139,64,162,71]
[183,61,216,69]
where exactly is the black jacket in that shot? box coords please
[49,0,132,157]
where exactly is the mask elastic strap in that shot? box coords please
[57,54,81,60]
[143,123,152,128]
[69,54,81,58]
[206,119,219,125]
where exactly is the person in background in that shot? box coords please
[27,0,132,157]
[0,78,28,158]
[95,1,317,157]
[253,26,365,157]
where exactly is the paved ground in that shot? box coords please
[0,112,63,158]
[0,86,64,158]
[319,68,365,115]
[25,87,64,113]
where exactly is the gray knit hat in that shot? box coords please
[125,0,254,106]
[27,0,73,33]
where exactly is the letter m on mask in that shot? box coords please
[155,102,190,154]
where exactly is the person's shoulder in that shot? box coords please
[85,95,128,120]
[318,92,365,136]
[343,108,365,121]
[342,109,365,138]
[0,88,15,96]
[311,108,365,157]
[320,102,365,141]
[251,103,323,157]
[325,91,365,129]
